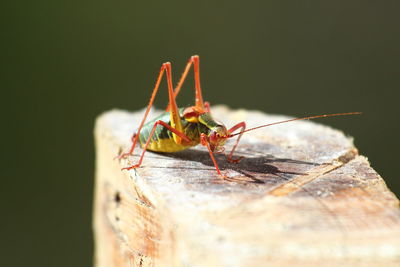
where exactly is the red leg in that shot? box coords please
[227,122,246,163]
[200,133,227,179]
[167,55,205,111]
[117,61,184,160]
[204,101,211,113]
[122,120,193,170]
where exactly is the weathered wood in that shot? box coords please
[93,106,400,267]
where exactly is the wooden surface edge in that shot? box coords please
[93,107,400,267]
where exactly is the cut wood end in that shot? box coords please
[93,106,400,267]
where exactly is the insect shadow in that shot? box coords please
[149,148,319,184]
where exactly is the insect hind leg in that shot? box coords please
[122,120,193,171]
[117,60,184,160]
[168,55,205,111]
[114,132,138,160]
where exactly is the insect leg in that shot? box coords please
[117,61,183,159]
[122,120,193,171]
[227,122,247,163]
[168,55,205,111]
[204,101,211,113]
[200,133,227,179]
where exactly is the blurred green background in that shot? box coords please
[2,1,399,266]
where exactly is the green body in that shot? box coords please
[138,108,221,152]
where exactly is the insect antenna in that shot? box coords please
[228,112,361,138]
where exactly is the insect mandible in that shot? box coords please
[117,55,360,179]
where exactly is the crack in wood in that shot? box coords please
[268,149,359,196]
[133,186,155,209]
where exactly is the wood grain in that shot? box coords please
[93,106,400,267]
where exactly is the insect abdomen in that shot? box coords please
[139,110,200,152]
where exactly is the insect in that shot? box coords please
[117,55,360,179]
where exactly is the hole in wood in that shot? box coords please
[114,191,121,205]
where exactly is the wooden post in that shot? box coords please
[93,106,400,267]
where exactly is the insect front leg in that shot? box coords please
[227,122,246,163]
[200,133,227,179]
[122,120,193,171]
